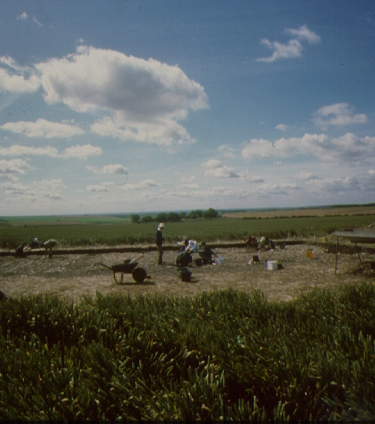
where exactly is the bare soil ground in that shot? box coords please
[1,242,374,303]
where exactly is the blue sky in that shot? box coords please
[0,1,374,216]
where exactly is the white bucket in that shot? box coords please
[215,256,225,265]
[266,260,278,271]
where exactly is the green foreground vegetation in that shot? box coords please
[1,284,375,421]
[1,213,374,249]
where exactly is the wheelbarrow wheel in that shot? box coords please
[132,267,147,283]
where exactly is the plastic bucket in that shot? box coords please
[215,256,225,265]
[306,249,314,259]
[266,260,278,271]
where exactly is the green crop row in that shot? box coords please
[0,283,375,421]
[1,214,374,249]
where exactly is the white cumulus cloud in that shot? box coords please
[201,159,239,178]
[313,103,367,128]
[35,46,208,146]
[0,66,40,93]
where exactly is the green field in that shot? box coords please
[1,283,375,421]
[1,213,375,249]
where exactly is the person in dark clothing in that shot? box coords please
[199,241,215,264]
[176,249,192,267]
[155,223,164,265]
[258,236,275,251]
[245,235,258,249]
[15,243,27,258]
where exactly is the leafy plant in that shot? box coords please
[1,284,375,420]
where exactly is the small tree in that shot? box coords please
[203,208,219,219]
[188,209,203,219]
[140,215,154,223]
[167,212,182,222]
[154,212,168,223]
[131,214,140,224]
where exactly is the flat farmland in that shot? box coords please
[223,205,375,219]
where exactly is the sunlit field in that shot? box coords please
[1,209,374,249]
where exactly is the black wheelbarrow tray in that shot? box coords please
[99,258,151,283]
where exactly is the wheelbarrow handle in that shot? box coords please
[98,262,113,271]
[129,253,144,264]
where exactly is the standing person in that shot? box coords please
[155,223,164,265]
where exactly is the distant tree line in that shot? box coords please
[131,208,219,224]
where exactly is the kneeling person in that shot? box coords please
[199,241,214,265]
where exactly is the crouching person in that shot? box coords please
[199,241,214,265]
[176,249,193,267]
[41,239,58,258]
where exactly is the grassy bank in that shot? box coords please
[1,283,375,421]
[1,214,374,249]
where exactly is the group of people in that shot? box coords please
[154,222,215,267]
[15,238,58,259]
[245,235,276,251]
[176,239,215,267]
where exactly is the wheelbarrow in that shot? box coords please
[99,255,150,283]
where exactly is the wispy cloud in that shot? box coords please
[0,143,102,160]
[1,179,66,201]
[276,124,289,132]
[63,144,102,160]
[201,159,239,178]
[17,12,28,21]
[0,57,40,93]
[0,118,84,138]
[294,172,318,181]
[121,179,160,190]
[257,25,321,63]
[285,25,321,44]
[86,164,128,175]
[0,159,34,181]
[242,132,375,165]
[0,145,59,157]
[218,144,236,158]
[33,16,43,27]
